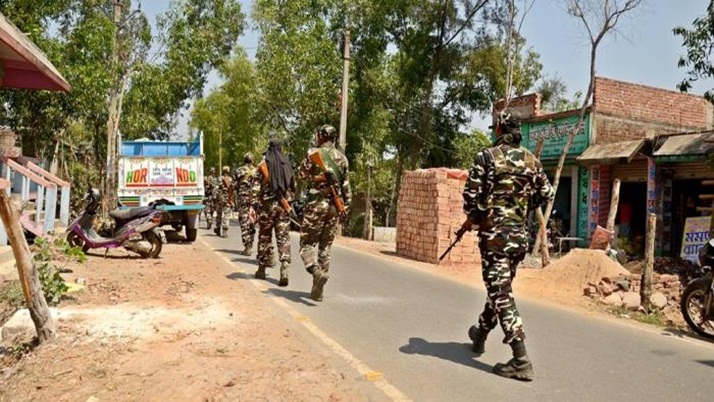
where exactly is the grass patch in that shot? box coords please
[0,280,24,327]
[607,305,668,327]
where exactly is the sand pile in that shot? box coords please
[535,248,630,293]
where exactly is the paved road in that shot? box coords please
[201,225,714,402]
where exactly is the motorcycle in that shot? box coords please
[66,188,167,258]
[681,238,714,339]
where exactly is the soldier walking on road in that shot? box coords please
[204,167,218,230]
[250,138,295,287]
[462,109,554,381]
[214,166,234,238]
[235,153,258,255]
[297,125,352,302]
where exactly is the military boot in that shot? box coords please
[278,261,289,287]
[255,266,267,280]
[239,246,252,256]
[492,340,533,381]
[468,325,487,355]
[310,269,329,302]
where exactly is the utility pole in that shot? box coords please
[338,29,350,153]
[219,126,223,171]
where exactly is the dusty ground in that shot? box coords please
[0,237,370,402]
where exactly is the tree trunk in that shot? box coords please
[530,139,550,266]
[606,179,621,231]
[0,187,55,343]
[641,213,656,311]
[532,44,599,257]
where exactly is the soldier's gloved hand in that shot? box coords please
[324,170,335,183]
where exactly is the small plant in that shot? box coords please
[30,237,86,305]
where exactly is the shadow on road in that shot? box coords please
[267,288,318,307]
[695,360,714,368]
[399,337,493,374]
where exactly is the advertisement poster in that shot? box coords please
[123,159,150,187]
[680,216,711,263]
[150,158,175,187]
[175,158,199,187]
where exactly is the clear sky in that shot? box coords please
[141,0,712,136]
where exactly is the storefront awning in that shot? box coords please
[576,139,645,165]
[0,12,70,91]
[653,132,714,162]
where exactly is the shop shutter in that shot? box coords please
[669,162,714,180]
[611,161,647,182]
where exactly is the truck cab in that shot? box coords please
[117,133,205,242]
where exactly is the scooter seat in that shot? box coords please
[110,206,153,221]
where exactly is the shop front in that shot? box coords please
[520,111,591,242]
[576,138,650,253]
[653,132,714,258]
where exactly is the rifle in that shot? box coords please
[259,160,301,228]
[439,217,476,262]
[308,150,346,214]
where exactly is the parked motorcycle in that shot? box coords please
[66,188,167,258]
[681,239,714,339]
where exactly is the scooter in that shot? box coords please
[66,188,167,258]
[681,238,714,340]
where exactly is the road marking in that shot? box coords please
[198,236,411,402]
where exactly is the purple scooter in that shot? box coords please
[66,188,167,258]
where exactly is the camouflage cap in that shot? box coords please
[222,166,230,174]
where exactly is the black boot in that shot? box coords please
[468,325,487,355]
[254,266,266,280]
[492,340,534,381]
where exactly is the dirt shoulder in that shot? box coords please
[0,239,371,402]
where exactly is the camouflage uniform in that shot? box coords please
[463,144,553,343]
[462,109,554,380]
[204,171,218,229]
[250,162,293,273]
[297,135,352,302]
[234,163,257,253]
[214,169,234,237]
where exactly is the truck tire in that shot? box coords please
[186,227,198,242]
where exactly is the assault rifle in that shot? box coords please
[439,217,476,262]
[257,160,302,229]
[308,150,346,216]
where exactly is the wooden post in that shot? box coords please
[606,179,621,232]
[0,181,55,342]
[640,213,656,312]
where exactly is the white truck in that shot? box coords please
[117,134,205,242]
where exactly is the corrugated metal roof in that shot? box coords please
[576,139,645,165]
[653,132,714,157]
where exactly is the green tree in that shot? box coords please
[453,129,492,170]
[536,74,583,112]
[674,0,714,102]
[191,50,265,171]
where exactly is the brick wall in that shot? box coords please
[593,77,713,142]
[396,169,480,266]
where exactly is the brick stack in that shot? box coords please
[396,168,480,266]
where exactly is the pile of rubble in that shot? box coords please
[584,273,682,311]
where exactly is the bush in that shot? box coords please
[30,237,86,305]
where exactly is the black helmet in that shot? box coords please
[317,124,337,140]
[244,152,254,164]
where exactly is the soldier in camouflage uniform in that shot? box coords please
[213,166,234,238]
[250,138,295,287]
[204,167,218,229]
[462,109,554,381]
[297,125,352,302]
[235,153,257,255]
